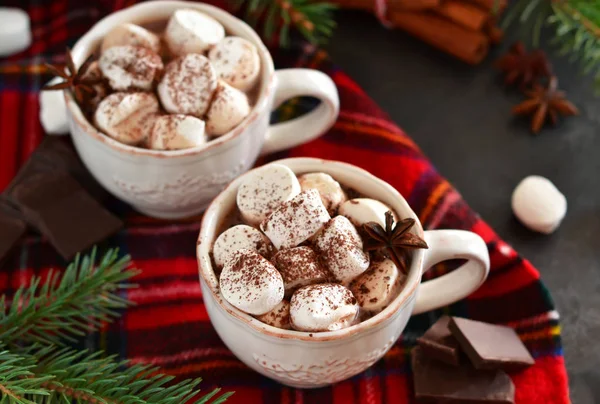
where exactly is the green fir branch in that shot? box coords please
[234,0,337,46]
[0,248,138,347]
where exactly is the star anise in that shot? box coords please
[362,211,428,274]
[512,76,579,134]
[43,48,101,105]
[495,41,552,90]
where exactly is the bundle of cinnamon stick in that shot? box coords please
[329,0,506,64]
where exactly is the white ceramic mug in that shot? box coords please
[197,158,490,388]
[64,1,339,219]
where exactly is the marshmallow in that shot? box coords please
[314,216,370,284]
[298,173,347,215]
[349,259,405,313]
[219,249,284,315]
[236,163,301,226]
[213,224,273,268]
[94,92,159,145]
[290,284,359,332]
[272,247,331,296]
[206,81,251,136]
[164,9,225,56]
[101,23,161,53]
[40,77,69,135]
[255,300,291,329]
[208,36,261,91]
[511,175,567,234]
[158,54,218,117]
[148,115,207,150]
[0,8,31,56]
[339,198,397,228]
[261,189,331,250]
[99,45,163,91]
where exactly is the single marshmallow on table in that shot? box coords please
[206,81,251,136]
[290,283,359,332]
[40,77,69,135]
[0,8,31,56]
[212,224,273,268]
[236,163,301,226]
[349,259,405,313]
[314,216,370,284]
[101,23,161,53]
[219,249,284,315]
[164,9,225,56]
[158,54,218,117]
[272,246,331,296]
[298,173,347,215]
[148,115,207,150]
[511,175,567,234]
[261,189,331,250]
[94,92,159,145]
[339,198,397,228]
[99,45,163,91]
[208,36,261,92]
[255,300,291,329]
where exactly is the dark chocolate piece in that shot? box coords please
[449,317,535,370]
[417,315,462,366]
[412,346,515,403]
[0,201,27,267]
[11,172,122,260]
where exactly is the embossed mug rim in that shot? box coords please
[197,158,426,342]
[65,1,276,159]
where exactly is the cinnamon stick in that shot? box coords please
[485,22,504,45]
[463,0,507,14]
[389,11,489,64]
[327,0,440,12]
[433,0,490,31]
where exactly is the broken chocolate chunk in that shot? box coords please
[449,317,535,371]
[0,200,26,268]
[412,346,515,403]
[417,315,461,366]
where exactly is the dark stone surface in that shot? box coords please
[327,11,600,403]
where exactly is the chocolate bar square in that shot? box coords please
[0,201,26,267]
[417,315,462,366]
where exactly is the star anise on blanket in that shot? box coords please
[512,76,579,134]
[43,48,101,105]
[362,211,428,274]
[495,41,552,90]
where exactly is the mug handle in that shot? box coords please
[260,68,340,156]
[412,230,490,315]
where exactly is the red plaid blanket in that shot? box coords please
[0,1,569,403]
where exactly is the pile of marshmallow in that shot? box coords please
[88,9,259,150]
[214,163,409,332]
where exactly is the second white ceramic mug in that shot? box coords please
[65,1,339,219]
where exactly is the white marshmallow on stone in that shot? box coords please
[272,246,331,296]
[511,175,567,234]
[219,249,284,315]
[99,45,163,91]
[298,172,347,215]
[39,77,69,135]
[208,36,261,91]
[255,300,291,329]
[94,92,159,145]
[261,189,331,250]
[339,198,397,228]
[349,259,405,313]
[164,9,225,56]
[0,8,31,56]
[158,54,217,117]
[148,115,207,150]
[206,81,251,136]
[236,163,301,226]
[213,224,273,268]
[101,23,161,53]
[314,216,370,284]
[290,283,359,332]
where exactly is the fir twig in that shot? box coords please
[0,248,138,347]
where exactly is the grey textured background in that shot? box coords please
[326,11,600,403]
